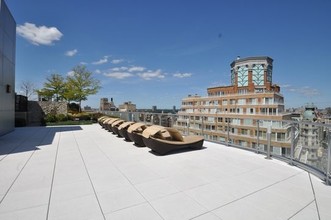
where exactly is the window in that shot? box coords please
[249,98,257,105]
[243,119,252,125]
[255,88,264,93]
[237,65,248,87]
[267,65,272,83]
[238,98,246,105]
[277,133,285,141]
[265,98,274,104]
[231,68,235,85]
[252,64,265,86]
[232,118,241,125]
[241,129,248,135]
[238,89,247,94]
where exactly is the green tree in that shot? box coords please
[37,73,66,101]
[65,65,101,112]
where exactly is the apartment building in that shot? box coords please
[294,104,328,169]
[176,56,292,155]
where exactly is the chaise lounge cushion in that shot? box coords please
[118,121,135,130]
[142,125,204,155]
[127,122,147,133]
[142,125,171,140]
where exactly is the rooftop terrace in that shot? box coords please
[0,124,330,220]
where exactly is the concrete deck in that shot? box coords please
[0,124,330,220]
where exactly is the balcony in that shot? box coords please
[0,124,330,219]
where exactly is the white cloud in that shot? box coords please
[94,69,101,74]
[100,64,167,81]
[283,85,319,97]
[67,71,75,76]
[104,72,133,79]
[129,66,146,72]
[65,49,78,57]
[17,22,63,46]
[280,84,291,88]
[299,86,319,97]
[138,69,165,80]
[92,56,109,65]
[111,59,124,64]
[111,67,129,72]
[173,73,192,78]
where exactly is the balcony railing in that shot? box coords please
[100,110,331,185]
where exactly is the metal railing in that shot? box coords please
[100,110,331,185]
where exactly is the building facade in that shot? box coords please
[0,0,16,136]
[294,104,328,169]
[119,101,136,112]
[100,98,116,111]
[175,56,292,155]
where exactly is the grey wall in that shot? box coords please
[0,0,16,136]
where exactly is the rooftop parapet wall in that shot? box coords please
[36,101,68,115]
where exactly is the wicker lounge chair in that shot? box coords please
[98,116,109,126]
[118,121,136,141]
[127,122,148,147]
[142,125,204,155]
[111,120,125,136]
[104,118,120,131]
[101,118,113,129]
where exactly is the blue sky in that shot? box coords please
[6,0,331,109]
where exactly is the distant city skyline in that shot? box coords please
[7,0,331,109]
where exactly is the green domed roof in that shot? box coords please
[302,104,317,121]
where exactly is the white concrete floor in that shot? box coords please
[0,124,330,220]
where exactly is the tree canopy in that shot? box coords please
[37,65,101,112]
[65,65,101,111]
[37,73,66,101]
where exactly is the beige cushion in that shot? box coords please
[166,128,184,142]
[112,120,124,126]
[127,123,146,133]
[118,121,135,130]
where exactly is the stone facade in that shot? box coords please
[25,101,67,126]
[36,101,67,115]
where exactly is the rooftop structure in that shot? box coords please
[118,101,136,112]
[0,0,16,136]
[100,98,116,111]
[176,56,292,155]
[0,124,330,219]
